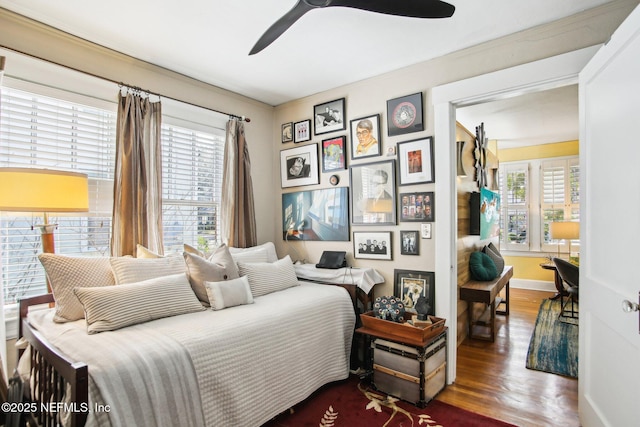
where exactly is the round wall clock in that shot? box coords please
[392,101,417,129]
[329,174,340,186]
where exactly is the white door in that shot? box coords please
[579,4,640,426]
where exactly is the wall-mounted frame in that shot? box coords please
[350,114,381,160]
[321,135,346,172]
[281,122,293,143]
[400,191,434,222]
[397,136,434,185]
[400,230,419,255]
[314,98,346,135]
[280,144,319,188]
[386,92,423,136]
[421,223,432,239]
[394,269,435,314]
[350,159,396,225]
[353,231,392,260]
[293,119,311,143]
[282,187,349,241]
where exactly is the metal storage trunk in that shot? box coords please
[372,330,446,407]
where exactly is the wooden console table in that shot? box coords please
[460,266,513,342]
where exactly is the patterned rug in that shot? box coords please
[526,298,579,378]
[262,375,517,427]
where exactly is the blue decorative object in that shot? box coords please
[373,295,406,323]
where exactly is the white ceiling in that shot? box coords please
[0,0,610,107]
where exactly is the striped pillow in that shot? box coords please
[237,255,299,297]
[204,276,254,310]
[74,273,204,334]
[110,256,186,285]
[229,242,278,263]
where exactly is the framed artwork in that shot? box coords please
[421,223,432,239]
[480,187,501,240]
[293,119,311,143]
[394,269,435,315]
[350,114,381,160]
[400,191,434,222]
[397,137,434,185]
[350,159,396,225]
[400,230,419,255]
[282,187,349,241]
[281,122,293,143]
[353,231,392,260]
[314,98,346,135]
[386,92,424,136]
[280,144,319,188]
[321,135,346,172]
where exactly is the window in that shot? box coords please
[501,163,529,250]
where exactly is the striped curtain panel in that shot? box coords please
[111,92,163,257]
[221,119,257,248]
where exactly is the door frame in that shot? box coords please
[432,45,600,383]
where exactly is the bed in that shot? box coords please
[16,242,356,427]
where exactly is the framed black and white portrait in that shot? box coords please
[280,144,319,188]
[314,98,346,135]
[281,122,293,143]
[353,231,392,260]
[400,230,420,255]
[350,160,396,225]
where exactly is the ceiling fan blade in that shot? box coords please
[249,0,315,55]
[328,0,455,18]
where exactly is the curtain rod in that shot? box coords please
[0,46,251,122]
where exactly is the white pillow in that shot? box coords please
[74,273,204,334]
[237,255,299,297]
[204,276,253,310]
[38,254,116,322]
[229,242,278,263]
[183,244,240,304]
[110,256,186,285]
[136,244,162,259]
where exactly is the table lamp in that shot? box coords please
[549,221,580,261]
[0,167,89,256]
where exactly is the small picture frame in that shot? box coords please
[394,269,435,315]
[314,98,346,135]
[281,122,293,143]
[350,160,396,225]
[400,191,434,222]
[353,231,392,260]
[387,92,424,137]
[321,135,346,172]
[400,230,420,255]
[280,144,319,188]
[350,114,381,160]
[294,119,311,143]
[421,223,432,239]
[397,137,434,185]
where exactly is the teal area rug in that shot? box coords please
[526,298,579,378]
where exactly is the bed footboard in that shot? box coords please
[19,294,89,427]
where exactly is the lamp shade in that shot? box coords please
[549,221,579,240]
[0,168,89,213]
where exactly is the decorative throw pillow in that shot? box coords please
[183,244,240,303]
[469,251,498,281]
[38,254,116,322]
[110,256,186,285]
[204,276,254,311]
[136,244,163,259]
[74,273,204,334]
[229,242,278,264]
[483,243,505,274]
[237,255,299,297]
[184,243,205,258]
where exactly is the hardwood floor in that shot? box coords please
[436,288,579,427]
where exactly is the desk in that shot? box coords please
[540,262,568,300]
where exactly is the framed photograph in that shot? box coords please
[293,119,311,143]
[400,191,434,222]
[421,223,432,239]
[282,187,349,241]
[387,92,424,136]
[350,159,396,225]
[400,230,419,255]
[314,98,346,135]
[397,136,434,185]
[353,231,392,260]
[281,122,293,143]
[280,144,319,188]
[350,114,381,160]
[321,135,346,172]
[394,269,435,315]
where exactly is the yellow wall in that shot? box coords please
[503,256,555,281]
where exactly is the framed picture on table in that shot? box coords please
[394,269,435,314]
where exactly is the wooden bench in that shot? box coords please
[460,266,513,342]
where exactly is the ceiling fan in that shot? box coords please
[249,0,456,55]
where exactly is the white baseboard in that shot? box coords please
[510,278,555,293]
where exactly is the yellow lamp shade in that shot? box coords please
[549,221,579,240]
[0,168,89,213]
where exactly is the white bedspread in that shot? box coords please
[27,282,355,427]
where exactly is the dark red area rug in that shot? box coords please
[262,375,516,427]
